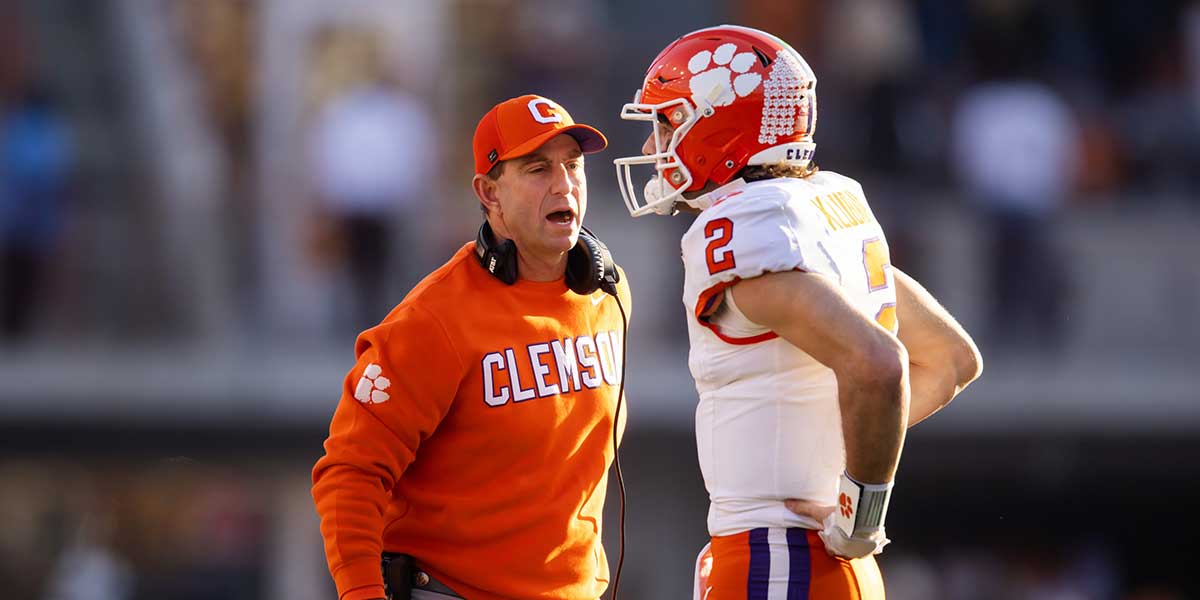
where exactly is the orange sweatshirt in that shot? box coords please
[312,242,631,600]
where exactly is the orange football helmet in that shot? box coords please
[614,25,818,216]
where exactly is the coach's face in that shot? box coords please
[480,134,587,275]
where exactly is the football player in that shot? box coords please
[613,25,982,599]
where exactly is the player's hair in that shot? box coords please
[738,161,820,182]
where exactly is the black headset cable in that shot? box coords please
[608,293,628,600]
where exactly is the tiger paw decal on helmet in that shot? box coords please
[687,43,763,107]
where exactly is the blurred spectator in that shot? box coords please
[177,0,255,160]
[0,85,74,340]
[951,76,1078,351]
[306,37,436,332]
[503,0,609,118]
[43,513,135,600]
[1117,40,1200,193]
[823,0,922,173]
[176,0,259,294]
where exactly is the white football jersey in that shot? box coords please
[679,172,897,536]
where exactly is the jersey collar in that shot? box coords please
[688,178,748,211]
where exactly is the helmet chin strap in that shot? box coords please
[648,182,725,215]
[642,175,681,216]
[682,190,716,211]
[681,177,752,212]
[643,173,740,215]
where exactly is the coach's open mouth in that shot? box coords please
[546,209,575,225]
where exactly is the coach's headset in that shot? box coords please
[473,220,631,599]
[474,220,620,296]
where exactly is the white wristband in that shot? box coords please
[833,471,893,536]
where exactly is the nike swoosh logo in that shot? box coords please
[591,293,606,306]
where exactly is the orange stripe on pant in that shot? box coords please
[694,528,885,600]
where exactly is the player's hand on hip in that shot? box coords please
[815,510,890,559]
[783,498,834,523]
[787,471,895,559]
[785,498,887,558]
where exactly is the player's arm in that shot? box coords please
[730,270,909,484]
[893,268,983,427]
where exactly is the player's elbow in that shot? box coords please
[951,332,984,389]
[844,333,908,398]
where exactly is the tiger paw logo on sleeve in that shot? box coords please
[354,363,391,404]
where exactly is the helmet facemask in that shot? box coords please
[614,93,701,217]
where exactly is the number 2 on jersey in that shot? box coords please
[705,218,736,275]
[862,237,897,333]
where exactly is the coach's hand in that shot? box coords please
[783,498,890,559]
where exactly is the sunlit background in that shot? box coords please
[1,1,1198,599]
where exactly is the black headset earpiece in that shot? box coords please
[474,221,620,296]
[474,221,519,285]
[567,226,620,297]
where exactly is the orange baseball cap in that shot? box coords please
[473,94,608,175]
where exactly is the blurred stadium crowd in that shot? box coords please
[0,1,1198,599]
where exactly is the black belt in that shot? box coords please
[381,552,464,599]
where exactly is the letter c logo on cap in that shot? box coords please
[528,98,563,124]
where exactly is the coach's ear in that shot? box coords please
[472,173,502,217]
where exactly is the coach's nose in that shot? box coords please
[548,161,575,197]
